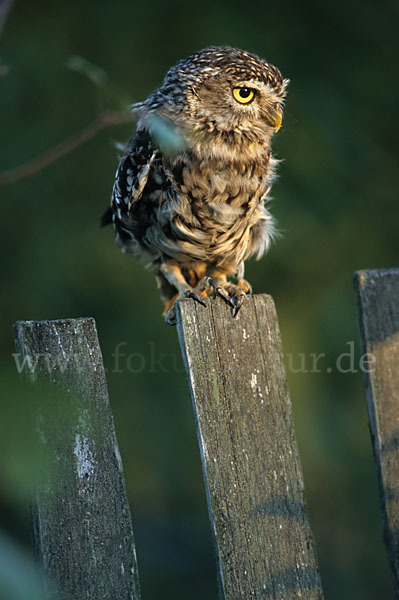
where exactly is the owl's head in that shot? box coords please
[135,47,288,156]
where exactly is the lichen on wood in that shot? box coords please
[13,318,140,600]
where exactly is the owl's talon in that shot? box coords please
[217,288,235,308]
[231,294,245,318]
[165,288,206,324]
[165,310,177,326]
[185,291,206,307]
[205,277,218,299]
[163,277,250,321]
[204,277,242,309]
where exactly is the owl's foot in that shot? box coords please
[160,263,252,323]
[237,278,253,295]
[163,289,206,325]
[205,277,252,318]
[160,263,207,325]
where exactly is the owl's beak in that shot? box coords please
[271,107,283,132]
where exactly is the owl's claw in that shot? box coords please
[231,294,245,318]
[205,277,251,317]
[205,277,217,299]
[165,311,177,326]
[185,291,206,307]
[217,288,235,308]
[164,277,251,324]
[205,277,235,308]
[164,288,206,325]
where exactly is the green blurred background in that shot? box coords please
[1,0,398,598]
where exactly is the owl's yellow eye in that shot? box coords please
[232,87,255,104]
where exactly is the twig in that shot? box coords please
[0,0,16,39]
[0,110,132,186]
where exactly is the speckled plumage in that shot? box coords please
[103,46,288,323]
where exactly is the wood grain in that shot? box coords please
[176,294,324,599]
[354,268,399,597]
[14,318,141,600]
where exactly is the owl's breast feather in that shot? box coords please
[159,159,274,267]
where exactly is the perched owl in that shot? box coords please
[102,46,288,324]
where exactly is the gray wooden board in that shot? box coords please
[13,318,140,600]
[176,294,324,599]
[354,268,399,597]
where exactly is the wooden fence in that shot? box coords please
[12,268,399,599]
[354,268,399,598]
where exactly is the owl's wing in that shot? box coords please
[101,128,157,228]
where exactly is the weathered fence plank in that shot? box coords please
[13,318,140,600]
[354,268,399,596]
[176,294,324,599]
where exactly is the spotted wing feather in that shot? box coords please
[104,129,158,254]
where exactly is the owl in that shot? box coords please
[102,46,288,324]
